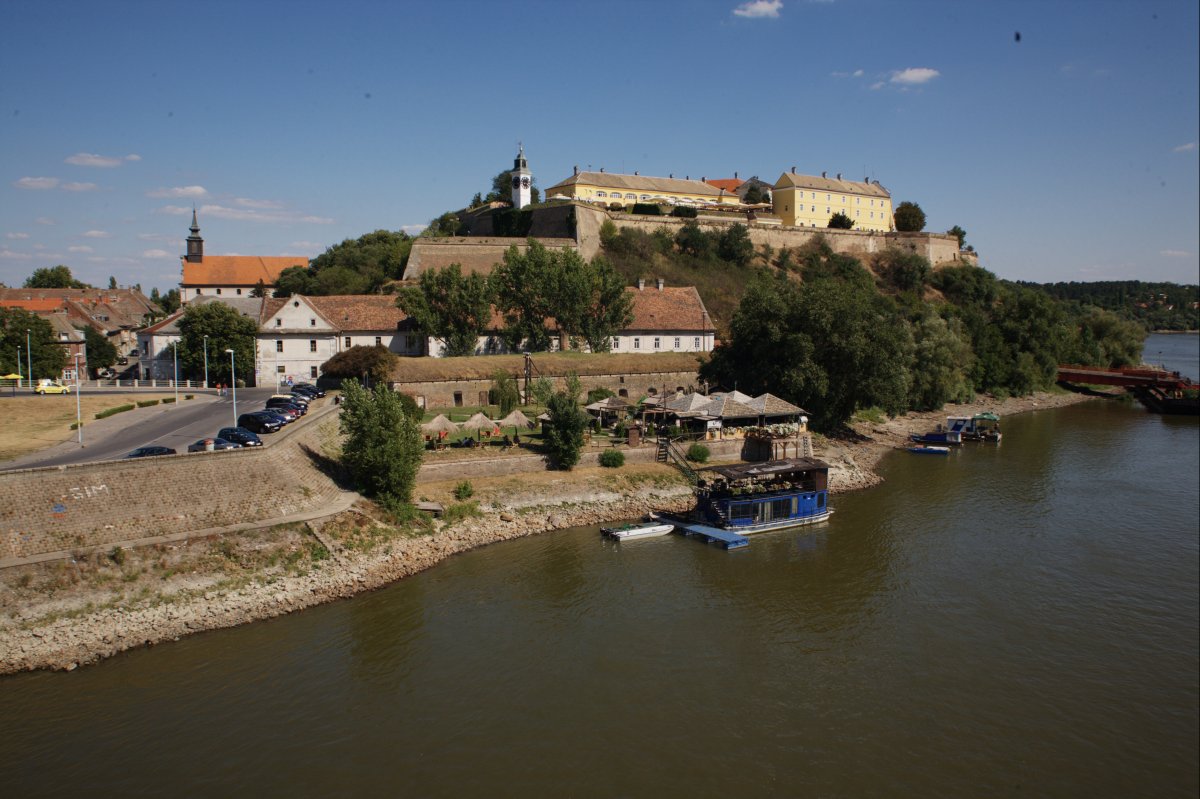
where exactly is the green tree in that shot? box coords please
[674,221,714,259]
[321,345,395,387]
[0,308,66,379]
[424,211,463,238]
[828,212,854,229]
[947,225,967,249]
[250,279,268,298]
[396,264,492,357]
[486,168,540,204]
[700,273,912,430]
[310,229,412,286]
[150,287,181,315]
[893,201,926,232]
[907,314,975,410]
[108,276,117,289]
[717,224,754,267]
[876,249,932,294]
[743,184,770,205]
[176,302,259,385]
[338,379,424,507]
[1063,308,1145,367]
[554,254,634,352]
[78,325,117,372]
[491,240,561,352]
[24,265,89,289]
[542,374,587,470]
[490,370,520,416]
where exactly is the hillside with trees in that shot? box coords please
[1017,280,1199,331]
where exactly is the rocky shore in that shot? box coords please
[0,389,1105,675]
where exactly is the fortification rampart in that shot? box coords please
[394,368,704,410]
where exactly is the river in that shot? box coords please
[1,336,1197,797]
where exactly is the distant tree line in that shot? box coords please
[1018,280,1199,332]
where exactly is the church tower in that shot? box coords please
[185,208,204,263]
[510,144,532,209]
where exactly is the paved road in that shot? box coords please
[3,387,285,470]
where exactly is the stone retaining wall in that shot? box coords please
[396,369,704,410]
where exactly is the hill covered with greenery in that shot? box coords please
[1016,280,1199,331]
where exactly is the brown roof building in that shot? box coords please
[179,211,307,303]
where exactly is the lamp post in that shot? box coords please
[226,348,237,426]
[203,334,209,389]
[172,341,179,406]
[26,328,32,383]
[16,345,21,388]
[73,353,83,446]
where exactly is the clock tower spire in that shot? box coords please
[186,207,204,263]
[510,143,532,209]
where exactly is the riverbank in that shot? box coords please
[0,388,1106,674]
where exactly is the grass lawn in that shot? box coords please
[0,394,176,462]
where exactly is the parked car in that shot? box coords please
[265,400,306,417]
[265,405,301,422]
[270,393,309,409]
[34,379,72,395]
[125,445,176,458]
[218,427,263,447]
[292,383,325,398]
[187,437,242,453]
[237,413,282,434]
[97,368,116,379]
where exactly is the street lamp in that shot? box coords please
[226,348,237,426]
[26,328,32,383]
[73,353,83,446]
[172,341,179,406]
[203,334,209,389]
[16,345,21,388]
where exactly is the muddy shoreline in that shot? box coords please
[0,389,1103,675]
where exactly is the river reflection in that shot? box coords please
[1,380,1197,796]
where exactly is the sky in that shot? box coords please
[1,0,1197,295]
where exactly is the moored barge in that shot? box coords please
[665,457,832,535]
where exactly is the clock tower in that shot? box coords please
[510,144,532,209]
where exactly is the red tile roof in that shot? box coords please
[181,255,307,287]
[705,178,744,193]
[307,295,410,331]
[627,286,714,332]
[0,298,65,313]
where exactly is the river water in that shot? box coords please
[2,337,1197,797]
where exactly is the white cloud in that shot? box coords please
[61,182,99,192]
[890,67,940,85]
[401,224,427,235]
[65,152,124,168]
[125,154,142,162]
[234,197,284,209]
[0,249,33,260]
[160,203,333,225]
[6,232,30,240]
[142,249,171,258]
[870,81,886,90]
[35,217,55,225]
[83,230,112,239]
[147,185,208,199]
[68,245,94,253]
[1173,142,1197,153]
[14,176,59,190]
[733,0,782,18]
[831,68,866,78]
[1160,249,1191,258]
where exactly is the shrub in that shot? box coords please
[453,480,474,501]
[442,501,482,526]
[671,206,698,218]
[587,387,615,404]
[184,394,194,400]
[108,546,125,566]
[162,397,176,404]
[608,202,625,212]
[136,399,160,408]
[631,203,663,216]
[95,403,135,420]
[599,449,625,468]
[685,443,710,463]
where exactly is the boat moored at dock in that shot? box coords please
[664,457,832,535]
[601,522,675,541]
[947,412,1002,442]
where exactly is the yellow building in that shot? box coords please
[773,171,893,232]
[544,168,741,206]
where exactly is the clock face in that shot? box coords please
[521,176,531,188]
[511,176,521,188]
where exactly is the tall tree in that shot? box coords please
[947,225,967,249]
[491,240,561,352]
[77,325,118,371]
[828,212,854,229]
[542,374,587,470]
[0,308,66,379]
[395,264,492,357]
[175,301,259,385]
[310,229,412,285]
[552,253,634,352]
[108,276,118,289]
[24,265,89,289]
[893,201,926,232]
[338,379,424,509]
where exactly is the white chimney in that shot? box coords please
[637,278,645,290]
[656,277,665,291]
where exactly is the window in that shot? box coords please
[277,365,285,374]
[597,191,608,197]
[275,340,283,353]
[275,319,282,327]
[826,207,830,214]
[236,288,242,295]
[633,337,640,350]
[216,288,222,295]
[309,340,317,353]
[611,337,619,350]
[674,337,680,348]
[196,289,202,295]
[310,318,316,327]
[625,193,636,199]
[453,391,463,407]
[856,210,861,217]
[310,366,318,378]
[826,194,831,201]
[374,336,382,346]
[694,337,700,348]
[654,337,661,349]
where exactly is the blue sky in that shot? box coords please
[2,0,1197,294]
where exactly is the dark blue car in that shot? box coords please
[218,427,263,447]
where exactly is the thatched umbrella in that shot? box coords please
[460,411,498,441]
[497,409,535,430]
[421,413,460,436]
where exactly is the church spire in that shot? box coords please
[186,207,204,263]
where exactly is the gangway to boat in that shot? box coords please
[672,520,750,550]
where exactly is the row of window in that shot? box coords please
[273,365,320,378]
[271,335,420,352]
[789,191,887,208]
[611,336,702,351]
